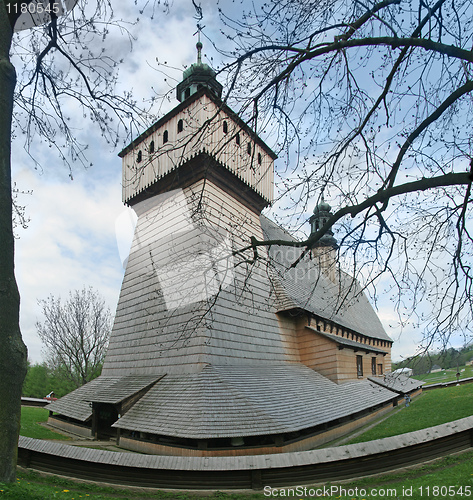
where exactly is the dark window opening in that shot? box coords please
[177,119,183,133]
[92,403,118,440]
[137,150,142,163]
[185,87,191,99]
[258,152,262,165]
[372,357,377,376]
[163,130,168,144]
[223,121,228,134]
[247,143,252,155]
[357,355,363,377]
[149,141,155,153]
[235,132,240,145]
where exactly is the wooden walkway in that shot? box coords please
[18,415,473,490]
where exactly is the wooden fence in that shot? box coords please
[18,415,473,490]
[423,376,473,390]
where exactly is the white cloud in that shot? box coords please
[376,307,423,362]
[13,163,127,363]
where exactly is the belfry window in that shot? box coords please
[163,130,169,144]
[178,119,183,133]
[137,150,142,163]
[258,152,262,165]
[247,143,252,155]
[149,140,155,153]
[223,121,228,134]
[235,132,240,145]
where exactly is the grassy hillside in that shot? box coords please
[413,364,473,385]
[346,383,473,444]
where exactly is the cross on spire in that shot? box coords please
[195,25,204,65]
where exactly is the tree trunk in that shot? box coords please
[0,3,28,483]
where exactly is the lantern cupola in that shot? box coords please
[176,38,223,102]
[309,194,338,249]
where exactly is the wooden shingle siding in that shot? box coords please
[122,94,274,206]
[369,373,424,394]
[103,180,286,376]
[47,375,163,422]
[49,76,402,451]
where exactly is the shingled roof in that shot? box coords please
[261,215,392,342]
[113,364,396,439]
[369,373,424,394]
[48,375,163,421]
[49,212,396,444]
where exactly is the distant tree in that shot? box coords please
[395,342,473,374]
[49,363,100,397]
[411,356,434,376]
[22,362,50,398]
[36,287,112,389]
[22,361,83,398]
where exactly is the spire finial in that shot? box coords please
[196,25,203,65]
[176,28,223,102]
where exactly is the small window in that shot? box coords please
[137,150,142,163]
[235,132,240,145]
[177,119,183,133]
[372,357,377,376]
[163,130,168,144]
[247,143,252,155]
[378,363,383,375]
[185,87,191,99]
[257,152,262,165]
[149,140,155,153]
[223,121,228,134]
[357,355,363,377]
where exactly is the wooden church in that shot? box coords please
[48,41,422,456]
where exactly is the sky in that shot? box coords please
[10,0,430,365]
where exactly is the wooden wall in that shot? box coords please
[122,94,274,205]
[288,317,392,383]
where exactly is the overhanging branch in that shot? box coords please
[234,171,473,265]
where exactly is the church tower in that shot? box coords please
[309,194,339,282]
[47,41,401,456]
[105,41,282,375]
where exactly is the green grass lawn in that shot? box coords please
[346,382,473,444]
[414,364,473,385]
[20,407,70,440]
